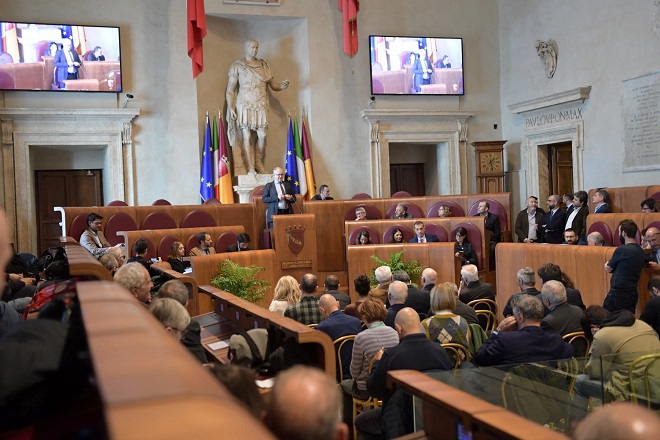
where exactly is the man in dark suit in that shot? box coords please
[475,201,502,243]
[393,270,430,319]
[592,189,611,214]
[540,281,583,337]
[262,166,296,228]
[458,264,495,304]
[514,196,545,243]
[323,274,351,310]
[502,267,541,317]
[310,184,333,200]
[540,194,567,244]
[563,193,575,216]
[317,294,362,381]
[566,191,589,242]
[474,295,573,366]
[53,39,81,88]
[87,46,106,61]
[420,268,437,291]
[408,221,439,243]
[225,233,251,252]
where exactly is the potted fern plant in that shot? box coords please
[210,260,271,303]
[369,250,424,287]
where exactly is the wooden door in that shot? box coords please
[548,142,573,197]
[390,163,425,196]
[35,170,103,253]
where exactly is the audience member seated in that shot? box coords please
[563,228,579,245]
[421,283,470,357]
[340,297,398,424]
[167,241,189,273]
[189,231,216,256]
[643,226,660,268]
[641,197,657,213]
[355,308,453,440]
[591,189,611,214]
[574,306,660,403]
[409,221,439,243]
[537,263,586,310]
[86,46,106,61]
[263,365,348,440]
[390,227,405,244]
[98,253,120,276]
[317,293,362,381]
[587,231,606,246]
[420,268,437,292]
[369,266,391,305]
[126,238,160,276]
[105,246,125,268]
[345,274,370,320]
[475,200,502,243]
[284,273,323,325]
[148,297,191,341]
[447,282,479,326]
[502,267,541,317]
[269,275,302,316]
[437,204,453,218]
[79,212,122,258]
[540,194,567,244]
[515,196,545,243]
[394,270,430,319]
[226,233,251,252]
[384,281,408,328]
[474,295,573,366]
[311,184,333,200]
[207,365,264,418]
[390,203,413,219]
[3,258,37,304]
[573,402,660,440]
[158,279,207,363]
[114,262,153,305]
[355,230,373,245]
[0,301,19,338]
[458,264,495,304]
[454,226,478,267]
[539,280,583,338]
[323,274,351,310]
[640,275,660,335]
[355,207,367,221]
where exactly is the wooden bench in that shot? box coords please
[77,281,275,439]
[586,213,660,245]
[587,185,660,214]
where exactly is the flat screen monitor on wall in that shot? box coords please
[0,21,122,93]
[369,35,464,96]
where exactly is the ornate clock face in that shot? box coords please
[480,152,502,173]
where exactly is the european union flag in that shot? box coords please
[284,117,299,190]
[199,114,214,203]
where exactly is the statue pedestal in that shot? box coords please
[234,173,272,203]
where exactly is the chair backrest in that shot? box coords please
[351,193,372,200]
[186,234,200,255]
[441,343,469,369]
[424,224,448,242]
[468,199,508,233]
[69,213,90,240]
[216,232,238,253]
[628,353,660,409]
[382,225,415,244]
[0,52,14,64]
[180,210,216,228]
[151,199,172,206]
[391,191,412,198]
[426,201,465,218]
[385,202,424,219]
[106,200,128,206]
[140,212,177,230]
[203,198,222,205]
[249,186,264,203]
[475,310,497,334]
[104,212,138,246]
[587,221,613,245]
[467,299,498,314]
[452,223,483,268]
[345,204,382,221]
[334,335,356,382]
[562,331,590,358]
[158,235,179,260]
[348,226,381,245]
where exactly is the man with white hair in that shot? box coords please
[148,298,191,341]
[644,226,660,267]
[114,262,153,304]
[587,231,605,246]
[369,265,392,304]
[384,281,408,328]
[420,268,437,291]
[458,264,495,304]
[502,267,540,317]
[540,280,583,337]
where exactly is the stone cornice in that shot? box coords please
[0,108,140,122]
[361,109,474,125]
[508,87,591,115]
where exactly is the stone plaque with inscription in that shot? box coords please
[623,71,660,171]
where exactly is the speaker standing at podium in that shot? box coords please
[263,166,296,228]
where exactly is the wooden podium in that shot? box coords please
[272,214,318,281]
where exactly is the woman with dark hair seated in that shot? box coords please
[167,241,190,273]
[454,226,477,267]
[390,228,405,244]
[355,230,373,245]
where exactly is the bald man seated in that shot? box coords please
[572,402,660,440]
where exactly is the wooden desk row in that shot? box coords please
[587,185,660,214]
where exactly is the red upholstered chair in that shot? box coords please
[69,213,89,241]
[82,50,94,61]
[151,199,172,206]
[249,186,264,203]
[648,192,660,202]
[383,225,414,244]
[426,201,465,218]
[385,202,424,219]
[216,232,238,253]
[104,213,138,246]
[0,52,14,64]
[348,226,380,245]
[614,224,641,247]
[468,199,508,238]
[180,210,216,228]
[391,191,412,198]
[186,234,201,254]
[452,223,483,269]
[425,224,449,242]
[647,221,660,231]
[351,193,372,200]
[588,221,613,246]
[106,200,128,206]
[371,79,384,94]
[140,212,177,230]
[35,40,51,61]
[203,198,222,205]
[158,235,179,260]
[344,204,382,220]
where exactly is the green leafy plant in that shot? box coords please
[369,250,423,287]
[210,259,271,303]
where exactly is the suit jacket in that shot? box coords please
[262,180,296,226]
[189,246,216,256]
[594,203,611,214]
[167,257,189,273]
[514,209,545,242]
[474,326,574,366]
[503,288,541,317]
[640,295,660,336]
[408,234,440,243]
[54,48,81,86]
[310,194,333,200]
[455,299,479,326]
[182,320,208,363]
[459,281,495,304]
[316,310,362,380]
[540,208,567,244]
[385,303,405,328]
[403,285,430,318]
[225,243,251,253]
[477,212,501,243]
[540,302,583,336]
[325,290,351,310]
[79,229,111,258]
[455,242,478,267]
[568,206,589,242]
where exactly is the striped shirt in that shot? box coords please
[350,322,399,390]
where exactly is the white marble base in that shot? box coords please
[234,173,272,203]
